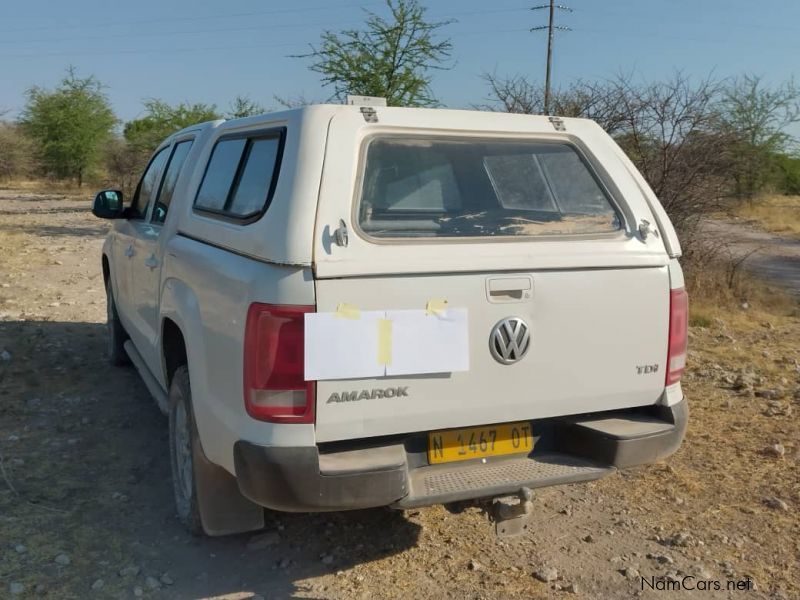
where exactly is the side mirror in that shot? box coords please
[92,190,124,219]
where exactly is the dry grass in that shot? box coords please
[686,255,797,320]
[0,178,90,195]
[734,194,800,238]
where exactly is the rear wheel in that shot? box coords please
[106,285,130,366]
[169,365,203,535]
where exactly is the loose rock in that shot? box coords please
[764,497,789,511]
[55,553,71,566]
[647,553,674,565]
[91,579,104,590]
[665,531,693,547]
[9,582,24,595]
[622,567,640,580]
[763,401,792,417]
[533,566,558,582]
[119,565,141,577]
[766,443,786,458]
[733,372,756,391]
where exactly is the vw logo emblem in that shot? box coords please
[489,317,531,365]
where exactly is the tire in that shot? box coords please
[168,365,204,536]
[106,284,130,366]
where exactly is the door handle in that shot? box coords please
[144,255,160,270]
[124,245,135,258]
[486,276,534,303]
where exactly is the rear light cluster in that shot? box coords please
[244,303,315,423]
[666,288,688,386]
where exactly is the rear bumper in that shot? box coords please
[557,397,689,469]
[234,444,408,512]
[234,398,688,512]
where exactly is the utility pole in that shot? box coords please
[531,2,572,115]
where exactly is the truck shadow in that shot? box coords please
[0,222,110,238]
[0,319,421,599]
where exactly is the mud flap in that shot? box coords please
[192,436,265,536]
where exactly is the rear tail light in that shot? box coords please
[666,288,688,386]
[244,303,315,423]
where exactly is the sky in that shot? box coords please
[0,0,798,124]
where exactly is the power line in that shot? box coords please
[0,26,532,61]
[530,2,572,115]
[0,2,384,35]
[0,18,366,47]
[0,6,532,47]
[0,4,531,37]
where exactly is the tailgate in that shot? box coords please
[313,267,669,442]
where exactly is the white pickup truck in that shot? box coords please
[93,103,688,537]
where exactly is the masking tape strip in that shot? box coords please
[425,299,448,316]
[335,303,360,319]
[377,318,393,366]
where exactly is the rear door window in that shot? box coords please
[193,129,284,221]
[130,147,169,219]
[152,139,193,224]
[358,137,621,238]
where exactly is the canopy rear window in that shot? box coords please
[357,137,621,239]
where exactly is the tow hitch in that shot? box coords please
[490,487,534,537]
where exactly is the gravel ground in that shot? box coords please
[0,189,798,599]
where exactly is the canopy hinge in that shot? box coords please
[548,116,566,131]
[360,107,378,123]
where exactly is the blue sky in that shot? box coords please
[0,0,797,123]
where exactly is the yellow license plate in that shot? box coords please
[428,421,533,465]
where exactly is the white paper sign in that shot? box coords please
[304,308,470,381]
[385,309,469,376]
[304,311,385,381]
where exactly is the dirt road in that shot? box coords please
[1,190,798,599]
[703,217,800,298]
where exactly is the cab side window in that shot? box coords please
[152,140,193,225]
[193,128,285,223]
[194,139,246,213]
[130,147,169,219]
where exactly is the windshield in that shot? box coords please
[357,137,622,238]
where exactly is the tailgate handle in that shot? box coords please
[487,276,533,302]
[488,277,531,293]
